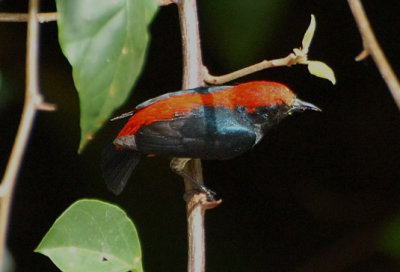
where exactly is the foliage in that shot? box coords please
[293,14,336,85]
[36,199,143,272]
[55,0,158,152]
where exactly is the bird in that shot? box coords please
[102,81,321,195]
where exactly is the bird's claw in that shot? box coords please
[170,157,219,202]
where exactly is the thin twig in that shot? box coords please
[0,12,57,23]
[347,0,400,109]
[204,53,297,85]
[0,0,54,267]
[176,0,211,271]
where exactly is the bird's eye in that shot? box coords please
[262,113,269,119]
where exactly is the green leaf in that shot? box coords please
[307,61,336,85]
[55,0,159,152]
[302,14,316,53]
[35,199,143,272]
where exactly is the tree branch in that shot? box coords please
[177,0,205,88]
[204,53,298,85]
[176,0,215,271]
[0,0,55,268]
[0,12,57,23]
[347,0,400,110]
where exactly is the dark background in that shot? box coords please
[1,0,400,271]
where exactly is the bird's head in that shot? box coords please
[239,81,321,130]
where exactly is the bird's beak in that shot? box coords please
[289,98,322,114]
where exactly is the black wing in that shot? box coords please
[133,106,257,160]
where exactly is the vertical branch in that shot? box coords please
[347,0,400,109]
[176,0,207,271]
[177,0,204,88]
[0,0,54,267]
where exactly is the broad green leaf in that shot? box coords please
[55,0,159,152]
[307,61,336,85]
[35,199,143,272]
[302,14,316,53]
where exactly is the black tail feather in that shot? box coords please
[102,144,142,195]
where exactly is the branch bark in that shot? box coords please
[204,53,298,85]
[176,0,209,271]
[0,12,57,23]
[347,0,400,109]
[0,0,55,268]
